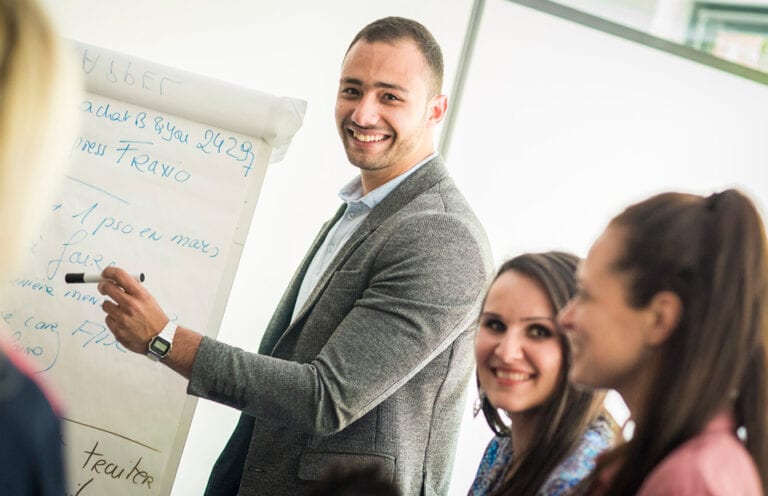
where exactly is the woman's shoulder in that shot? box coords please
[469,435,514,496]
[637,413,761,496]
[555,416,616,474]
[537,416,616,495]
[582,415,618,452]
[0,350,61,437]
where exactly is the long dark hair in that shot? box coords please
[478,252,611,495]
[592,189,768,494]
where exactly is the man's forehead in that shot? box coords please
[343,38,423,67]
[341,44,427,84]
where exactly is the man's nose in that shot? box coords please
[350,94,379,128]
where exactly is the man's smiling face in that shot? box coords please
[335,38,444,188]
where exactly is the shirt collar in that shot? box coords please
[338,152,438,209]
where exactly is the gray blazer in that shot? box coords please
[188,157,493,495]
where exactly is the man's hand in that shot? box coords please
[98,266,170,355]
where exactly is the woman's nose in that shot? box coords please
[494,330,524,361]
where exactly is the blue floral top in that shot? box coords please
[469,416,614,495]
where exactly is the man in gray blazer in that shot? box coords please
[99,16,493,495]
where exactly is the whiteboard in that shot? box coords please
[1,42,305,496]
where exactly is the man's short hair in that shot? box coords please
[346,16,444,95]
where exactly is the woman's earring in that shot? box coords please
[473,389,486,418]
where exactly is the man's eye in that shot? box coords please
[383,93,399,101]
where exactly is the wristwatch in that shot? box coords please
[147,320,177,361]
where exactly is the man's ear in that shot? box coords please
[427,94,448,127]
[645,290,683,346]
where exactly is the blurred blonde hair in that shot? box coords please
[0,0,80,291]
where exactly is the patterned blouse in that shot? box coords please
[469,416,615,495]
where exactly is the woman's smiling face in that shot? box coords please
[475,270,563,415]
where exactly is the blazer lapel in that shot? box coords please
[271,157,450,353]
[259,203,346,355]
[359,156,448,232]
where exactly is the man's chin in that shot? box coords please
[346,154,387,171]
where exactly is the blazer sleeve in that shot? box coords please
[187,210,490,436]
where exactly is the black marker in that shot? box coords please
[65,273,145,283]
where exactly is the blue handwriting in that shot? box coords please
[153,116,189,144]
[13,278,55,296]
[195,129,256,177]
[63,288,103,307]
[80,100,131,123]
[7,315,61,373]
[115,140,191,183]
[72,321,126,353]
[169,234,220,258]
[46,229,116,281]
[73,137,108,157]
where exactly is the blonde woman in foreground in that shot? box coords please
[0,0,80,493]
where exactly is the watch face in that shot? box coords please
[149,336,171,356]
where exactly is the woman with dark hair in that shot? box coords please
[559,189,767,494]
[470,252,616,495]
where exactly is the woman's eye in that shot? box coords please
[528,324,553,338]
[482,318,505,333]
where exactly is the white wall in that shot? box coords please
[41,1,768,495]
[450,0,767,268]
[558,0,659,32]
